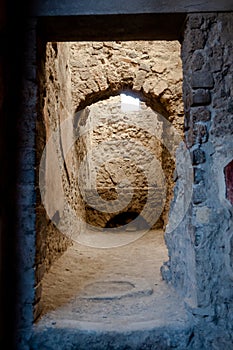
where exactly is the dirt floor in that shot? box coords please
[39,229,168,318]
[33,228,193,350]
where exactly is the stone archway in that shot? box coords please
[33,39,186,330]
[67,40,184,233]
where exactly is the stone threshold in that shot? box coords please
[30,280,193,350]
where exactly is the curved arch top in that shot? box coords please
[74,88,170,121]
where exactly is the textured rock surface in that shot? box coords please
[162,13,233,348]
[35,42,77,320]
[37,42,72,272]
[70,41,184,127]
[31,320,193,350]
[76,95,166,229]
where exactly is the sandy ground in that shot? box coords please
[39,229,169,319]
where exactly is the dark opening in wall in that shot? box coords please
[105,212,149,230]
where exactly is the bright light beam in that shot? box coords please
[121,93,140,112]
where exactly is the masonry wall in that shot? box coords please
[162,13,233,348]
[77,95,165,229]
[35,42,79,320]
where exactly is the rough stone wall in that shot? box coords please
[162,13,233,349]
[35,41,81,320]
[77,95,165,229]
[70,41,184,227]
[70,41,183,120]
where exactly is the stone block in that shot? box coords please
[151,61,167,74]
[210,114,233,137]
[190,107,211,122]
[191,52,205,71]
[188,15,203,29]
[189,29,206,51]
[133,69,147,90]
[191,149,206,165]
[79,69,90,80]
[186,124,208,147]
[191,71,214,89]
[195,206,211,224]
[92,42,103,50]
[139,62,151,72]
[194,123,208,144]
[191,89,211,106]
[194,167,204,184]
[210,46,223,72]
[193,184,207,204]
